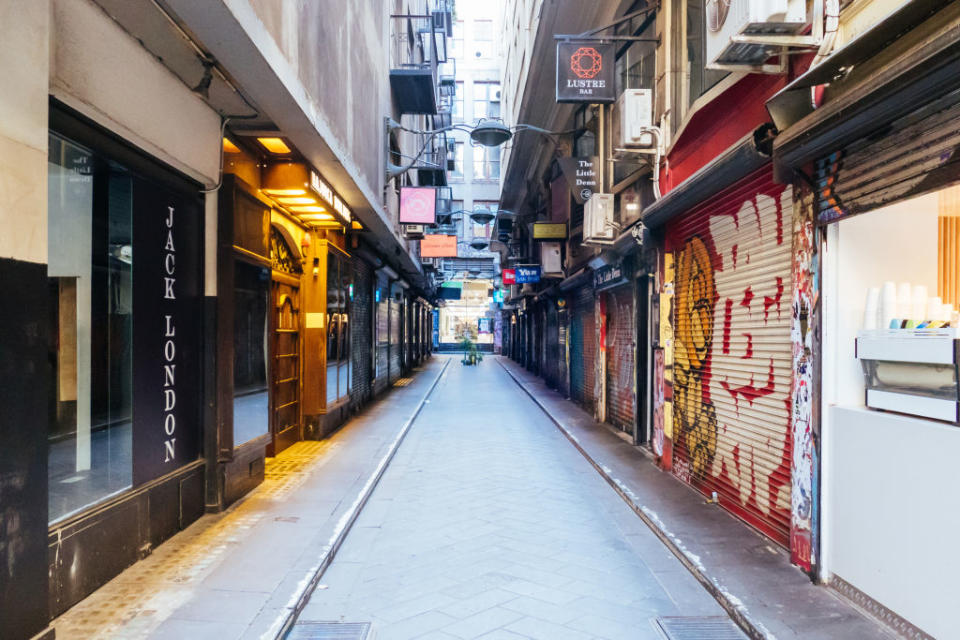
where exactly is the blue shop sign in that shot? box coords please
[515,266,541,284]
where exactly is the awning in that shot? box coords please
[766,0,953,133]
[557,267,592,292]
[771,0,960,170]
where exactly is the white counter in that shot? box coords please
[825,406,960,639]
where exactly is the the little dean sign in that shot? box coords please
[556,41,616,103]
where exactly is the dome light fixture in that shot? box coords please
[469,119,513,147]
[469,207,496,225]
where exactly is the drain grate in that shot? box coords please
[656,616,747,640]
[287,622,370,640]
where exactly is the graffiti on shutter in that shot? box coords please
[668,168,793,546]
[606,285,635,430]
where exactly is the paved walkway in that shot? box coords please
[496,356,895,640]
[51,358,448,640]
[294,358,736,639]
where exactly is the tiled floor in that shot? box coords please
[50,359,448,640]
[295,359,730,639]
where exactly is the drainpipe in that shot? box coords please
[810,0,840,104]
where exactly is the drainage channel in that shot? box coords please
[271,357,452,640]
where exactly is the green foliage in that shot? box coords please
[460,336,483,366]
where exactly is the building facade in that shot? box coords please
[0,1,446,637]
[498,1,960,638]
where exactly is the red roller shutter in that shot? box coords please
[605,284,635,432]
[665,166,794,547]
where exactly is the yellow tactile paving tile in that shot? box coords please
[51,440,336,639]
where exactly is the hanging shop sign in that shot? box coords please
[399,186,437,224]
[533,222,568,240]
[420,234,457,258]
[558,156,599,204]
[515,266,542,284]
[593,260,628,291]
[502,268,516,285]
[261,162,352,227]
[478,317,492,334]
[556,41,616,103]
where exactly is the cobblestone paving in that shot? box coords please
[297,359,729,639]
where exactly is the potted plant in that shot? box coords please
[459,336,482,365]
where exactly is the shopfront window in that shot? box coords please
[48,133,133,522]
[233,260,270,445]
[327,249,351,404]
[828,189,958,413]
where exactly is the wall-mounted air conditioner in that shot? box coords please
[583,193,615,245]
[706,0,814,69]
[404,224,425,239]
[612,89,654,152]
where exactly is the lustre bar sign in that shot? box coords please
[556,41,616,103]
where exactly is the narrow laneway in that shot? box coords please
[294,357,736,640]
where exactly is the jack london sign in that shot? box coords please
[555,41,616,103]
[133,178,202,485]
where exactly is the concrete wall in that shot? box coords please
[0,0,49,264]
[244,0,391,223]
[51,0,221,186]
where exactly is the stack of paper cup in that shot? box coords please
[880,281,898,328]
[911,285,928,321]
[863,287,880,330]
[927,296,943,320]
[896,283,912,319]
[942,303,955,322]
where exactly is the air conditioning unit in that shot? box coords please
[583,193,615,245]
[707,0,810,68]
[404,224,425,239]
[612,89,654,150]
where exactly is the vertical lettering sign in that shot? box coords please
[558,157,599,204]
[133,178,202,485]
[556,41,616,103]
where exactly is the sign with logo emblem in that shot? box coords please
[502,268,516,285]
[556,41,616,103]
[558,156,599,204]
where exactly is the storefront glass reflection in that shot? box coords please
[327,250,351,404]
[234,260,270,445]
[48,134,133,522]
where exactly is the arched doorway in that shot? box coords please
[268,226,302,456]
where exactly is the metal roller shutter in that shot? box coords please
[350,258,373,410]
[665,166,794,546]
[605,284,635,432]
[570,285,596,412]
[545,305,560,389]
[816,89,960,224]
[816,90,960,224]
